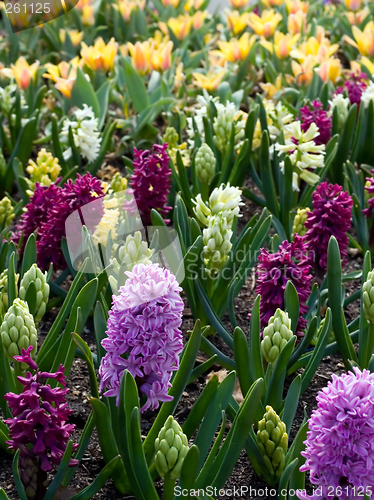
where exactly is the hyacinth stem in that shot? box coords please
[363,322,374,369]
[163,473,176,500]
[201,183,209,203]
[13,361,25,393]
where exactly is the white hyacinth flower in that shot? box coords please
[61,104,102,163]
[209,183,244,222]
[328,94,350,126]
[361,81,374,109]
[275,121,325,191]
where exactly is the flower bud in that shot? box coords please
[203,214,233,273]
[195,144,216,185]
[261,309,294,364]
[213,105,245,154]
[163,127,179,150]
[19,456,38,499]
[109,231,153,292]
[1,299,37,363]
[292,208,310,238]
[19,264,50,323]
[0,269,19,319]
[154,415,189,479]
[110,172,128,193]
[0,196,15,230]
[362,270,374,323]
[26,149,61,191]
[256,406,288,479]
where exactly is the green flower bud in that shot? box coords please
[0,196,14,230]
[213,105,245,154]
[363,270,374,323]
[26,149,61,191]
[0,269,19,319]
[154,415,189,479]
[163,127,179,150]
[261,309,294,364]
[292,208,310,238]
[256,406,288,479]
[19,264,50,324]
[109,231,153,292]
[110,172,128,193]
[203,214,233,273]
[1,299,37,363]
[195,144,216,185]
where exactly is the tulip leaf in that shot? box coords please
[71,68,100,120]
[121,57,150,113]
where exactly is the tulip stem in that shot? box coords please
[163,473,176,500]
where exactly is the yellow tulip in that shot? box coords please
[82,5,95,25]
[344,22,374,57]
[262,0,285,6]
[192,11,207,29]
[260,31,300,59]
[210,32,257,62]
[1,57,39,90]
[151,41,174,72]
[162,0,180,7]
[192,70,226,91]
[159,15,193,40]
[259,74,283,97]
[127,40,154,76]
[287,10,307,34]
[225,10,250,35]
[43,57,83,98]
[346,7,369,25]
[228,0,248,9]
[316,57,342,83]
[290,34,339,63]
[173,62,185,91]
[59,29,84,47]
[286,0,308,14]
[247,9,282,37]
[345,0,362,11]
[291,55,315,85]
[360,56,374,75]
[184,0,204,10]
[114,0,145,21]
[81,37,118,72]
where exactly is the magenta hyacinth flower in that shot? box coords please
[256,235,312,337]
[13,173,105,271]
[130,144,172,225]
[297,368,374,500]
[99,263,184,412]
[335,72,368,107]
[304,182,352,272]
[4,347,78,496]
[300,100,332,145]
[363,170,374,219]
[12,182,63,251]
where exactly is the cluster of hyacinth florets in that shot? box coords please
[298,368,374,500]
[4,346,77,495]
[99,263,184,412]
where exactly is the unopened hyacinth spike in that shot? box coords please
[261,309,295,364]
[154,415,189,480]
[19,264,50,324]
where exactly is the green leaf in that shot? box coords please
[71,68,100,119]
[44,441,73,500]
[284,281,299,335]
[278,458,299,500]
[12,451,28,500]
[282,374,301,432]
[249,295,265,383]
[24,282,37,317]
[233,327,252,397]
[70,456,122,500]
[327,236,358,366]
[121,57,150,112]
[7,252,16,308]
[178,445,200,496]
[72,333,99,398]
[96,80,111,130]
[20,234,37,279]
[182,374,219,439]
[259,131,279,218]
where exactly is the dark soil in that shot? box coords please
[0,189,359,500]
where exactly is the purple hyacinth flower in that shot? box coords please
[99,263,184,412]
[335,72,368,107]
[298,368,374,500]
[4,347,78,497]
[256,235,312,338]
[304,182,352,272]
[130,144,172,226]
[300,100,332,145]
